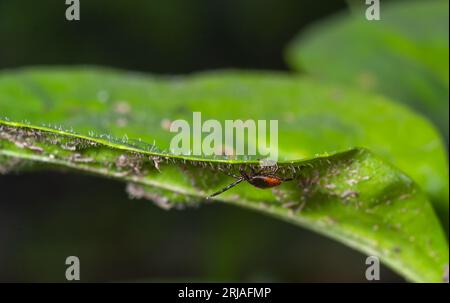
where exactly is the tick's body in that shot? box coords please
[207,166,292,199]
[246,174,283,188]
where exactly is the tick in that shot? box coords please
[207,165,293,199]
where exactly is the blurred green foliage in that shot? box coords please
[0,0,345,72]
[286,0,449,141]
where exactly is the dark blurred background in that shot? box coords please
[0,0,402,282]
[0,0,348,73]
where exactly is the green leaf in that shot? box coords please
[286,0,449,141]
[0,67,448,282]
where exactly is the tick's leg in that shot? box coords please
[206,178,244,199]
[239,169,251,181]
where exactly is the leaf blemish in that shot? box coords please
[114,101,131,115]
[126,183,177,210]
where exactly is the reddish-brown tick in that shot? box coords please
[207,165,293,199]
